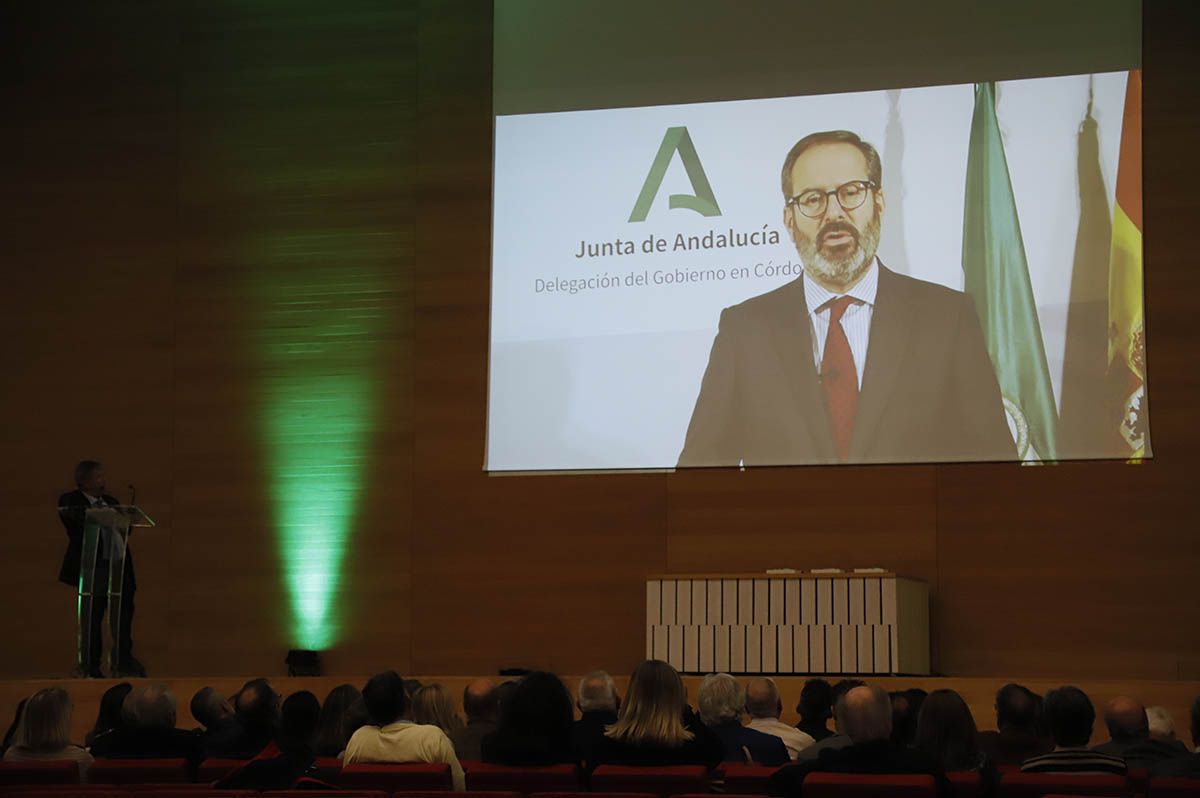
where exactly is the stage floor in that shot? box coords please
[2,674,1197,748]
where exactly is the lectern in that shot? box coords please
[61,504,155,674]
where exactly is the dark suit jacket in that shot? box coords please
[1093,736,1190,769]
[572,710,617,767]
[89,726,203,775]
[1151,751,1200,778]
[976,729,1053,767]
[56,490,136,589]
[679,265,1016,466]
[768,740,945,797]
[709,722,790,766]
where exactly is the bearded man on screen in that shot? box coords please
[678,130,1015,466]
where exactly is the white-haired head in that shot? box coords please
[1146,706,1176,741]
[578,670,618,713]
[698,673,744,727]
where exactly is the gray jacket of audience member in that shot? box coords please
[794,732,852,761]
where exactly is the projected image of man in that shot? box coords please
[678,130,1015,466]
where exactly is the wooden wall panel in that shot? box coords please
[409,0,667,678]
[0,2,180,677]
[0,0,416,678]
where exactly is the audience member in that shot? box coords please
[572,671,619,768]
[915,689,991,775]
[411,684,465,735]
[976,683,1053,766]
[890,688,927,748]
[1151,695,1200,778]
[449,678,497,762]
[746,677,814,760]
[1020,686,1126,775]
[697,674,788,765]
[230,679,282,758]
[481,671,575,765]
[189,687,234,731]
[1092,695,1187,768]
[1,698,28,759]
[795,678,835,743]
[1146,705,1180,744]
[344,670,465,789]
[217,690,322,790]
[768,685,942,797]
[314,683,363,758]
[1,688,93,781]
[89,684,203,774]
[793,679,865,762]
[592,659,722,769]
[889,691,917,748]
[86,682,132,748]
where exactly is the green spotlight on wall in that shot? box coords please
[264,372,373,650]
[252,231,386,653]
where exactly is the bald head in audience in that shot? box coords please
[746,678,783,720]
[463,678,497,723]
[190,687,233,730]
[1105,696,1149,742]
[836,685,892,744]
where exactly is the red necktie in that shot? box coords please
[821,296,861,461]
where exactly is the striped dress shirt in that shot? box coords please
[803,259,879,390]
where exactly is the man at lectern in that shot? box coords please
[57,460,145,678]
[679,130,1015,467]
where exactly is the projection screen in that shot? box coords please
[488,0,1145,472]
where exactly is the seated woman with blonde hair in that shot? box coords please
[2,688,93,781]
[411,684,465,736]
[591,660,721,769]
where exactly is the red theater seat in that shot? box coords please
[126,788,234,794]
[394,791,520,798]
[338,762,453,791]
[997,772,1130,797]
[0,790,129,798]
[264,792,389,798]
[131,791,256,797]
[0,760,81,784]
[589,765,709,796]
[463,763,580,792]
[313,756,344,782]
[1149,777,1200,797]
[87,759,192,784]
[802,773,937,798]
[946,771,983,798]
[195,758,246,782]
[530,792,656,798]
[721,764,780,794]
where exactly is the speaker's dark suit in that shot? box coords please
[57,489,137,673]
[679,265,1016,466]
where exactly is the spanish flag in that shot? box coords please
[1107,70,1150,458]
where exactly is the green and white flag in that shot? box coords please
[962,82,1059,461]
